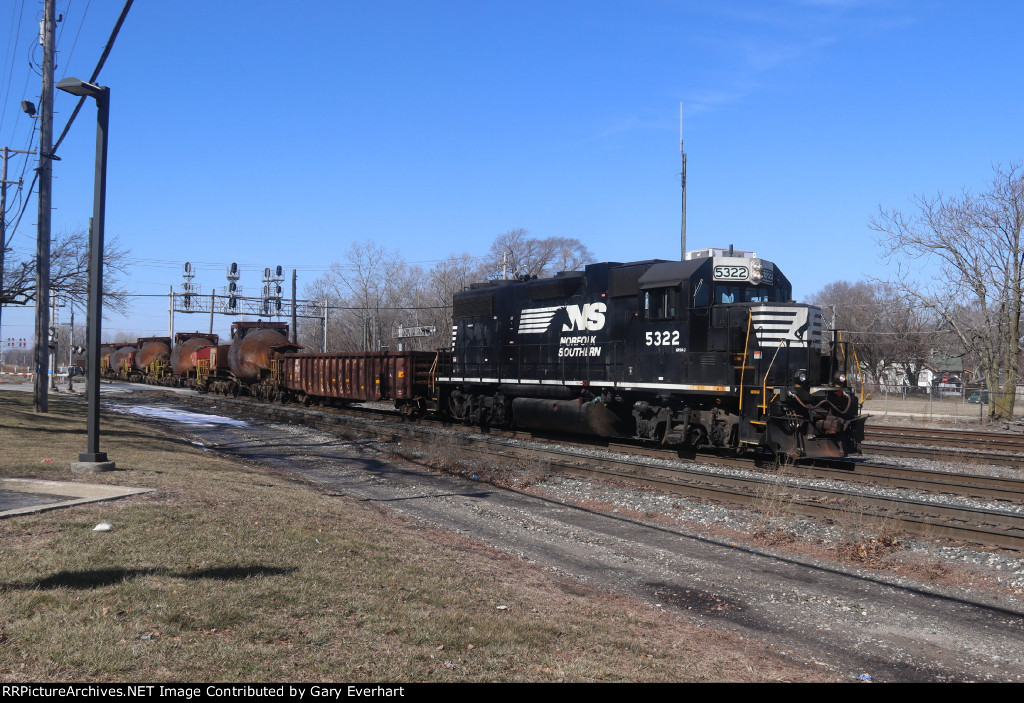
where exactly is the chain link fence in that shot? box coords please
[859,382,1022,420]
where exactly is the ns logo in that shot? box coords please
[562,302,607,332]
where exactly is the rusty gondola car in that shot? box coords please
[277,351,435,415]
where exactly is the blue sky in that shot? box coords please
[2,0,1023,341]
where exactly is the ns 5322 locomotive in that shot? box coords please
[436,247,865,460]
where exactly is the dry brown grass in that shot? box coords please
[0,392,833,682]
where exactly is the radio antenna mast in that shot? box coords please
[680,102,687,260]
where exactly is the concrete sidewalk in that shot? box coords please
[0,478,153,518]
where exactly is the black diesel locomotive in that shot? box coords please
[437,248,865,459]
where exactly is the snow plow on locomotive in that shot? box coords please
[435,248,865,460]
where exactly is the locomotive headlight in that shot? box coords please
[750,260,763,283]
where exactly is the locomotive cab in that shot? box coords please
[635,248,865,459]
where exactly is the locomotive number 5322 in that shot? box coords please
[713,265,748,280]
[645,330,680,346]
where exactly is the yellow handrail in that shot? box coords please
[739,311,752,412]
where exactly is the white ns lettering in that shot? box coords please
[562,303,607,332]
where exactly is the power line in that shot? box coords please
[57,0,94,76]
[0,0,28,144]
[50,0,132,155]
[2,0,132,246]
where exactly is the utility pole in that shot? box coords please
[1,146,33,349]
[679,102,687,260]
[34,0,56,413]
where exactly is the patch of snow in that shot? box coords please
[106,404,248,427]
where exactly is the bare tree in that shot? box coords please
[815,279,951,389]
[300,232,594,353]
[1,227,131,313]
[813,280,890,385]
[872,162,1024,418]
[546,236,594,274]
[419,252,484,349]
[484,229,593,280]
[300,241,426,352]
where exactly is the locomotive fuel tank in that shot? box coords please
[510,397,624,436]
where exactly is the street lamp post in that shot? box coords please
[57,77,114,472]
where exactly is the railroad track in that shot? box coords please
[154,392,1024,552]
[863,425,1024,467]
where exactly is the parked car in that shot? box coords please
[968,390,989,404]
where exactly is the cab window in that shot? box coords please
[716,285,741,304]
[713,283,787,304]
[645,287,678,320]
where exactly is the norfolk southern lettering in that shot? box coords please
[558,334,602,357]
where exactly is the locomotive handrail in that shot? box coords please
[760,338,789,414]
[834,331,865,403]
[847,334,865,403]
[739,310,752,412]
[428,352,440,393]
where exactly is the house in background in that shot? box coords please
[871,354,971,393]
